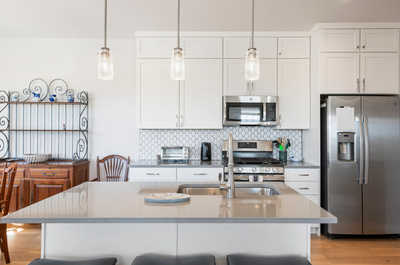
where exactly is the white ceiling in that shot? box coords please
[1,0,400,38]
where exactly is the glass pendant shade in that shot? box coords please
[97,47,114,80]
[170,47,185,80]
[245,48,260,81]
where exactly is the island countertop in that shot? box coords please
[0,182,336,224]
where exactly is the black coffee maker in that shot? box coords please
[201,142,212,161]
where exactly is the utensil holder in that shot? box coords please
[279,151,288,163]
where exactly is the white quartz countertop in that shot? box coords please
[1,182,336,224]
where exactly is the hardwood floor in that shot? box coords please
[1,225,400,264]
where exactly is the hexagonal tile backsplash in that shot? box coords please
[139,127,303,161]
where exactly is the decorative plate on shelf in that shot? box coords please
[144,193,191,203]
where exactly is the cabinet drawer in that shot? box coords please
[177,168,223,183]
[129,168,177,182]
[285,168,320,182]
[29,168,70,179]
[285,181,319,195]
[278,37,310,58]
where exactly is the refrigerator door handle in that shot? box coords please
[359,117,364,185]
[363,116,370,184]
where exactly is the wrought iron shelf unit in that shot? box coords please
[0,79,88,160]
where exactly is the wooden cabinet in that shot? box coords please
[360,29,399,52]
[277,59,310,129]
[278,37,310,58]
[320,28,399,94]
[181,60,223,129]
[176,168,223,183]
[223,37,277,59]
[223,59,277,96]
[361,53,399,94]
[30,178,70,204]
[319,53,360,94]
[138,60,180,129]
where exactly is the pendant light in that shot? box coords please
[97,0,114,80]
[170,0,185,80]
[244,0,260,81]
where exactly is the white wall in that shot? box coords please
[0,38,138,178]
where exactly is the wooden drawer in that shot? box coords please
[29,168,70,179]
[285,168,320,182]
[177,168,223,183]
[285,181,319,195]
[129,168,177,182]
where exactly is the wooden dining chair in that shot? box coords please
[95,155,130,182]
[0,163,17,264]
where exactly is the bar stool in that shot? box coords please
[28,258,118,265]
[227,254,311,265]
[132,254,216,265]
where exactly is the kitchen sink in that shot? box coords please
[177,183,280,197]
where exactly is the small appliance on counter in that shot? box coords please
[160,146,190,164]
[201,142,211,161]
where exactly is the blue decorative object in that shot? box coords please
[49,94,57,102]
[32,92,41,102]
[67,94,74,102]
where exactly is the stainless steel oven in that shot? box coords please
[223,96,278,126]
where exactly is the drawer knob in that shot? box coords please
[193,173,207,176]
[299,174,310,177]
[146,173,160,176]
[299,187,310,190]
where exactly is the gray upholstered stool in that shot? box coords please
[28,258,118,265]
[227,254,311,265]
[132,254,216,265]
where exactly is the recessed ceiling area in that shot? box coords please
[1,0,400,38]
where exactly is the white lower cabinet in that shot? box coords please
[177,168,223,183]
[130,167,223,183]
[285,168,320,234]
[129,168,177,182]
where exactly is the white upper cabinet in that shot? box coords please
[360,53,399,94]
[136,37,176,58]
[223,37,277,58]
[319,53,360,94]
[360,29,399,52]
[180,60,223,129]
[223,59,277,96]
[320,29,360,52]
[138,60,180,129]
[136,37,222,58]
[278,37,310,58]
[277,59,310,129]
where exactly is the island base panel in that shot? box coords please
[42,223,311,265]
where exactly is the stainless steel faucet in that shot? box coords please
[226,133,235,198]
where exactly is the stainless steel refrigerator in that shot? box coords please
[321,95,400,236]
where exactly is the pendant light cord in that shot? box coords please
[177,0,181,48]
[251,0,255,49]
[104,0,108,48]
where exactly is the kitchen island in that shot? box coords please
[1,182,336,265]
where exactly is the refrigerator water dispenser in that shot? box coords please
[337,132,354,161]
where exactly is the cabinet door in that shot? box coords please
[30,178,70,203]
[223,37,277,59]
[361,53,399,94]
[319,53,360,94]
[278,59,310,129]
[180,60,223,129]
[177,168,223,183]
[320,29,360,52]
[223,59,277,96]
[278,37,310,58]
[129,168,177,182]
[361,29,399,52]
[138,60,180,129]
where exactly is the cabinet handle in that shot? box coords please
[146,173,160,176]
[42,172,55,177]
[298,174,310,177]
[193,173,207,176]
[299,187,310,190]
[278,51,282,56]
[357,78,360,92]
[362,45,366,49]
[362,78,366,91]
[356,45,360,49]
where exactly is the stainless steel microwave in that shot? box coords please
[223,96,279,126]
